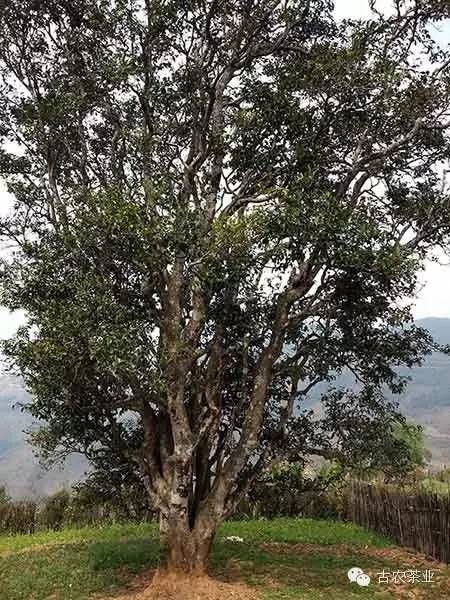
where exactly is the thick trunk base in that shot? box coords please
[159,519,215,575]
[163,536,212,575]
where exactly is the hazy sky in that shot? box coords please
[0,1,449,340]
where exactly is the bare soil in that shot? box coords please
[98,572,262,600]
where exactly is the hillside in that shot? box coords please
[397,318,450,465]
[0,317,449,498]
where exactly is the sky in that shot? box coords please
[0,1,449,340]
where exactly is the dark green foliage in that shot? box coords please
[67,470,153,526]
[238,462,343,520]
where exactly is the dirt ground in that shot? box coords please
[99,572,262,600]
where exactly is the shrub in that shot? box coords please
[235,462,345,520]
[0,485,10,505]
[37,489,70,531]
[0,500,36,534]
[64,472,155,527]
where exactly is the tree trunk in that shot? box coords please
[159,515,216,575]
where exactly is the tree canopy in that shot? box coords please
[1,0,450,574]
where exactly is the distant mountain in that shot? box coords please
[397,318,450,465]
[0,317,449,498]
[0,374,87,499]
[416,317,450,346]
[303,317,450,466]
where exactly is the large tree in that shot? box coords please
[1,0,450,581]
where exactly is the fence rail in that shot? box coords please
[236,480,450,564]
[346,481,450,563]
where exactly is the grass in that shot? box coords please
[0,518,448,599]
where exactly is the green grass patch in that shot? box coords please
[0,518,445,600]
[220,518,392,547]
